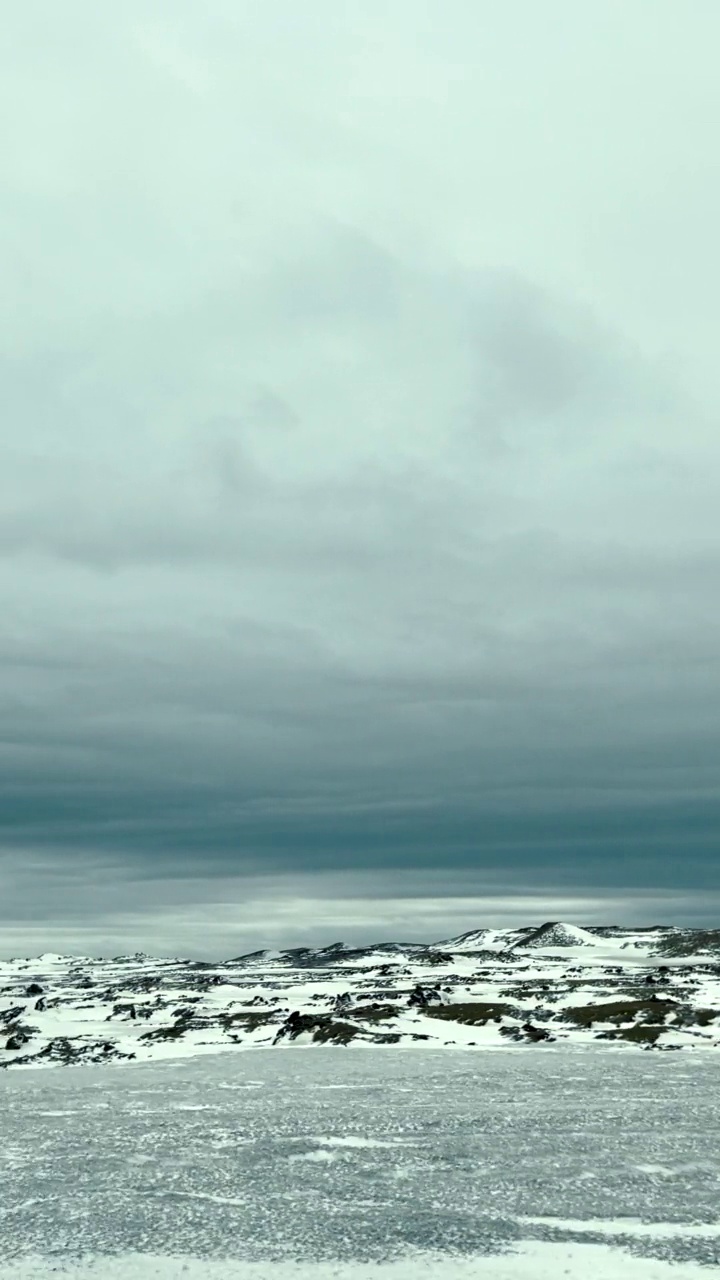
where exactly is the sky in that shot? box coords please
[2,1,720,957]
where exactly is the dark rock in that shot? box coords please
[1,1006,26,1026]
[563,998,679,1027]
[597,1024,666,1045]
[500,1022,554,1044]
[425,1002,513,1025]
[350,1003,399,1021]
[172,1007,195,1022]
[522,1021,554,1042]
[408,984,442,1007]
[139,1024,188,1042]
[274,1011,360,1046]
[111,1002,137,1020]
[220,1010,274,1033]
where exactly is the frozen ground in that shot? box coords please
[2,1048,719,1277]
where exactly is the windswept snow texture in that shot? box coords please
[2,924,720,1066]
[8,1250,718,1280]
[1,1050,719,1276]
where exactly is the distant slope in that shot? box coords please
[510,922,605,950]
[2,922,719,1068]
[439,922,720,958]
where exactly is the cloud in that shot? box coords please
[2,3,720,947]
[2,851,720,959]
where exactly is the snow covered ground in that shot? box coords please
[2,1048,719,1277]
[8,1246,719,1280]
[2,922,720,1066]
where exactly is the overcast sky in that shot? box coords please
[2,2,719,957]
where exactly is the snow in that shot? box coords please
[518,1216,720,1239]
[2,922,720,1069]
[8,1243,717,1279]
[2,1048,719,1275]
[0,921,712,1070]
[4,942,717,1059]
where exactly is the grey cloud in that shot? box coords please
[2,2,720,949]
[2,850,720,959]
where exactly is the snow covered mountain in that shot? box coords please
[1,922,719,1068]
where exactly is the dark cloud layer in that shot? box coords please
[1,2,719,952]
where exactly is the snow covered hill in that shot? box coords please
[1,922,719,1068]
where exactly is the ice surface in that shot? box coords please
[8,1244,719,1279]
[2,1048,719,1276]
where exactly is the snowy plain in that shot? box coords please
[3,1047,719,1278]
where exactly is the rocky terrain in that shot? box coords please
[1,922,719,1067]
